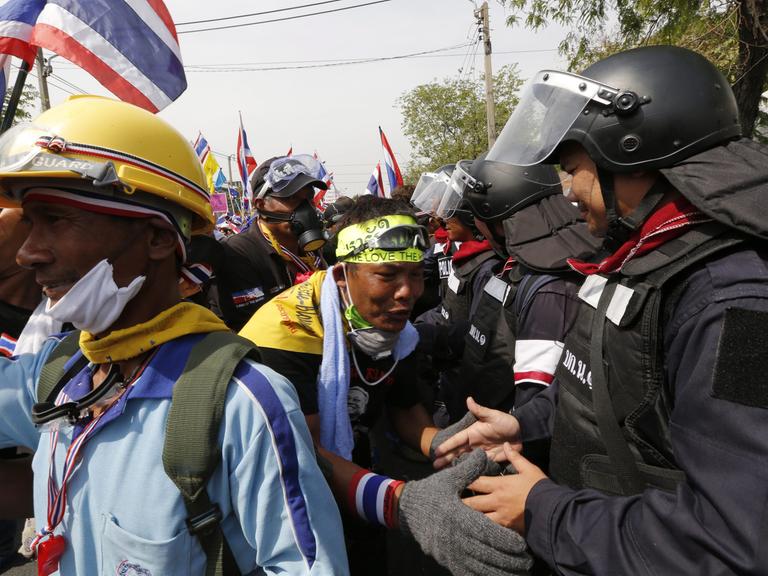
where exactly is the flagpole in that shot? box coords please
[0,60,31,134]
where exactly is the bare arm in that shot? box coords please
[390,403,438,458]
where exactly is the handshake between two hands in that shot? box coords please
[429,397,548,535]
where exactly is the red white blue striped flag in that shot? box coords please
[0,0,186,112]
[365,162,385,198]
[379,126,403,195]
[237,112,257,202]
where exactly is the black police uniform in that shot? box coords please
[457,195,599,420]
[518,139,768,574]
[415,246,499,422]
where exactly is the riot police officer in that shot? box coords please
[434,45,768,575]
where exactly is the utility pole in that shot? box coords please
[477,1,496,148]
[36,49,50,111]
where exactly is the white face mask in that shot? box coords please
[45,259,146,335]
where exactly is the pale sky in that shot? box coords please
[31,0,570,195]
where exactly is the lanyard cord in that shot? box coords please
[349,344,399,386]
[32,353,154,548]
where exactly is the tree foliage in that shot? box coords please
[500,0,768,138]
[397,64,523,183]
[2,80,39,126]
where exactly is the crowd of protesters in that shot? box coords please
[0,44,766,576]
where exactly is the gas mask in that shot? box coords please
[260,200,327,252]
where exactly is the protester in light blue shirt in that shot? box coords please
[0,95,348,576]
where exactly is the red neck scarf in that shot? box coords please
[452,239,493,266]
[568,194,711,276]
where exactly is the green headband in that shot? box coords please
[336,214,424,264]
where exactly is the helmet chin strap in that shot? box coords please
[597,168,667,253]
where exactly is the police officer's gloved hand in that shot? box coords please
[429,411,477,460]
[398,449,532,576]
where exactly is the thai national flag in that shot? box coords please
[0,54,11,101]
[379,126,403,195]
[193,133,211,163]
[0,0,186,112]
[365,163,385,198]
[0,0,43,64]
[312,151,335,211]
[237,112,258,202]
[0,333,17,357]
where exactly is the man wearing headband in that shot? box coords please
[0,96,347,575]
[433,46,768,575]
[215,155,328,331]
[244,196,472,573]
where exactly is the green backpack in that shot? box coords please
[36,330,262,576]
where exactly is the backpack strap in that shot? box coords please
[36,331,84,403]
[163,331,261,576]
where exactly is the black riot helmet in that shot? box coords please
[487,45,742,250]
[459,159,562,223]
[450,157,599,269]
[487,45,741,172]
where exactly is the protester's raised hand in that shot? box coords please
[433,397,522,469]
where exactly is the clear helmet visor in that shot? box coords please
[433,160,478,219]
[0,123,53,176]
[411,171,452,215]
[487,70,618,166]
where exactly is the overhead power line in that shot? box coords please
[182,47,558,71]
[182,42,522,72]
[176,0,348,26]
[12,64,78,97]
[177,0,392,35]
[48,73,86,94]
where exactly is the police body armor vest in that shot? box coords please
[549,223,744,496]
[456,272,513,416]
[438,250,497,326]
[436,245,454,299]
[457,269,559,415]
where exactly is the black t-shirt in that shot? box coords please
[214,228,293,331]
[258,346,421,426]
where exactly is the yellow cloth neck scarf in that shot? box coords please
[79,302,230,364]
[258,219,319,271]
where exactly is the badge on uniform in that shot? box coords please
[37,534,66,576]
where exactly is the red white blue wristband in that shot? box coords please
[348,469,405,529]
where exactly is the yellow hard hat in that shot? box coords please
[0,95,214,234]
